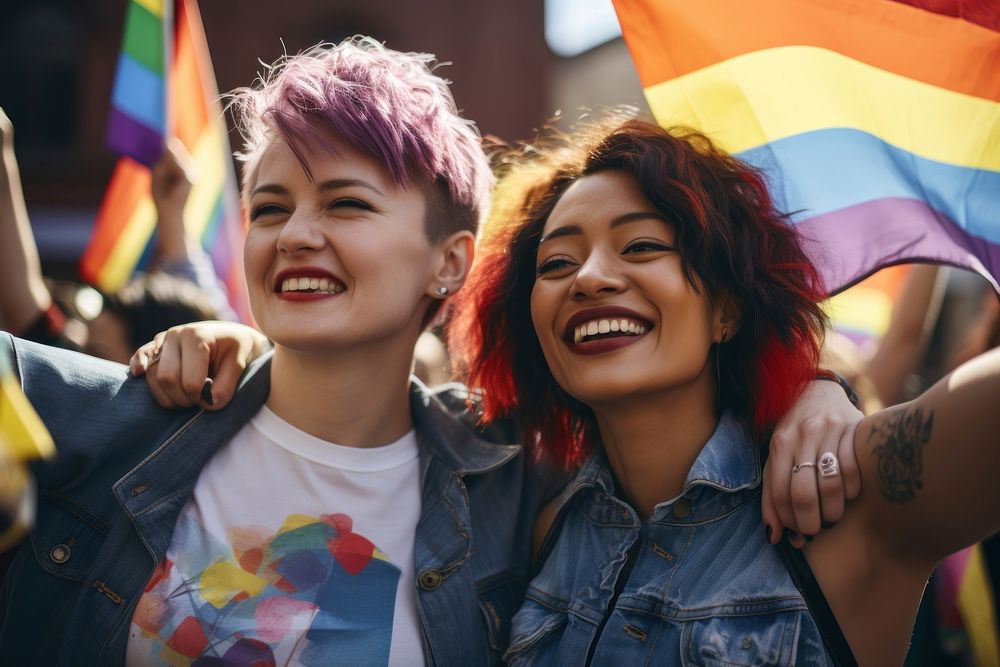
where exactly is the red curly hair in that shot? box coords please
[448,116,827,467]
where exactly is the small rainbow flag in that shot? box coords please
[936,544,1000,666]
[0,347,53,465]
[612,0,1000,297]
[103,0,168,167]
[0,340,54,550]
[82,0,250,321]
[825,264,913,350]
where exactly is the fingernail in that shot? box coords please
[788,531,800,541]
[201,378,214,406]
[765,525,773,542]
[822,521,836,530]
[804,534,814,543]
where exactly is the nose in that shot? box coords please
[571,250,625,300]
[276,208,325,254]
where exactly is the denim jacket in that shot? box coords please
[0,334,557,665]
[505,413,832,666]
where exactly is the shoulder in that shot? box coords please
[417,380,524,447]
[3,332,130,398]
[3,332,167,423]
[3,333,199,486]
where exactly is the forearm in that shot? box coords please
[0,149,51,333]
[151,138,195,266]
[855,346,1000,564]
[865,265,944,405]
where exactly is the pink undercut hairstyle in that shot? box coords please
[229,36,492,240]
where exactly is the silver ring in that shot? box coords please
[792,461,816,474]
[819,452,840,477]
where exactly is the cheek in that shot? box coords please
[529,286,557,349]
[242,232,275,314]
[242,230,271,275]
[530,285,574,384]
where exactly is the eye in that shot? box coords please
[249,203,287,222]
[328,198,374,211]
[623,239,674,254]
[537,256,577,276]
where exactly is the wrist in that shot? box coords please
[815,369,861,409]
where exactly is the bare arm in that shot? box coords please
[151,138,196,265]
[856,345,1000,566]
[864,264,945,406]
[0,108,52,333]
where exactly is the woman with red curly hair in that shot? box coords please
[450,115,1000,665]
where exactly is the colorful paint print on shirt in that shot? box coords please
[129,511,400,666]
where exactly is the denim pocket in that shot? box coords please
[681,611,801,666]
[29,491,110,582]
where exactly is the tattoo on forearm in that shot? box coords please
[869,406,935,504]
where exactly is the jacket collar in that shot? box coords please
[679,411,760,495]
[555,411,759,514]
[114,351,274,559]
[408,378,521,477]
[116,358,521,559]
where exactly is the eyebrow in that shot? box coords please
[538,211,668,243]
[251,178,386,198]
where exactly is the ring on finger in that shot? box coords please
[147,347,162,367]
[792,461,816,474]
[818,452,840,477]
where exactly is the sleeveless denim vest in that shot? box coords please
[505,413,833,666]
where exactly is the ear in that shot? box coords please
[713,292,742,343]
[427,230,475,298]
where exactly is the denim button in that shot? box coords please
[49,544,71,564]
[674,498,692,518]
[419,569,443,591]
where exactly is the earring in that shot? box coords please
[435,286,449,296]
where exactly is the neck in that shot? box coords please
[593,374,718,519]
[266,338,417,447]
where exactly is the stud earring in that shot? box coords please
[435,286,449,296]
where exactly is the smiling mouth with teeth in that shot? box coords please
[572,318,647,344]
[279,277,346,295]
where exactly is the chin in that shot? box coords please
[562,379,651,407]
[267,328,346,351]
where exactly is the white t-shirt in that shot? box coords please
[126,406,425,666]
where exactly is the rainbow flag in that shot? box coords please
[825,264,913,350]
[82,0,250,322]
[104,0,168,167]
[612,0,1000,297]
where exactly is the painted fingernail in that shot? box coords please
[804,534,814,543]
[788,531,800,542]
[765,525,773,542]
[822,521,836,530]
[200,378,214,406]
